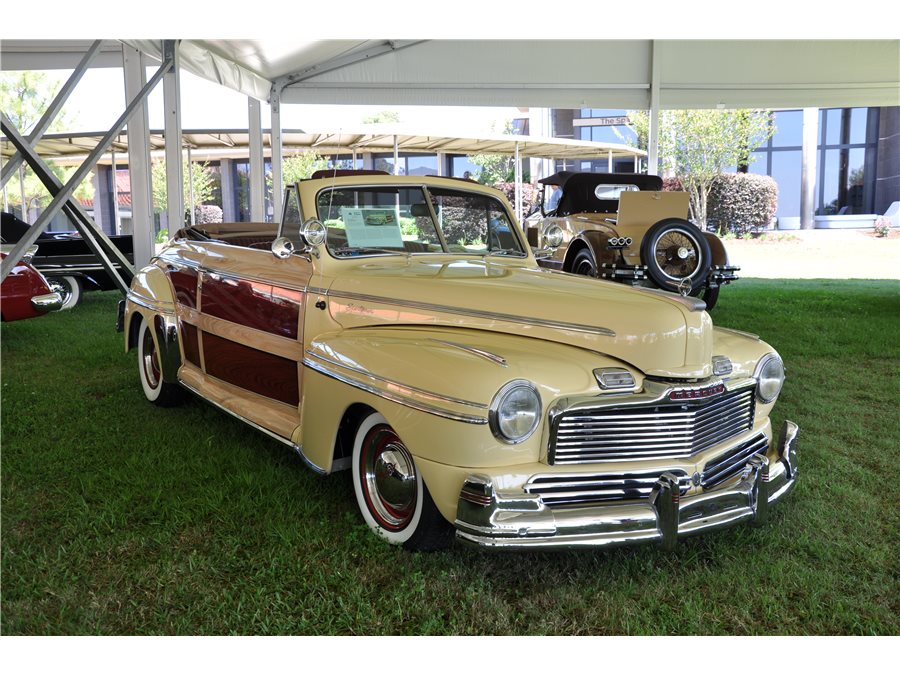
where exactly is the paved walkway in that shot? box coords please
[724,229,899,280]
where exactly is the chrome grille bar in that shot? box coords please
[525,470,691,507]
[701,434,769,489]
[549,385,756,464]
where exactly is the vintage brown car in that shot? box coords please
[524,172,739,309]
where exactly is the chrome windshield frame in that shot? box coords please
[313,182,528,260]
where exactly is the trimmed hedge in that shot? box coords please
[493,182,538,215]
[707,173,778,236]
[662,173,778,236]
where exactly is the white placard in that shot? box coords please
[341,207,404,248]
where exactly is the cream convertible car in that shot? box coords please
[121,172,798,551]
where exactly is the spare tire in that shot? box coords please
[640,218,712,293]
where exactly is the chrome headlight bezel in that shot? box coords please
[754,353,785,404]
[543,224,564,248]
[489,379,542,444]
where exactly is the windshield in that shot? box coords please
[315,185,526,258]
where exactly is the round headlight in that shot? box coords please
[302,218,327,247]
[543,225,564,248]
[489,380,542,444]
[754,353,785,403]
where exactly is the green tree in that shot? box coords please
[623,109,774,228]
[280,152,329,184]
[2,71,90,221]
[151,159,216,214]
[0,71,74,134]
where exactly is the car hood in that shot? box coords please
[321,257,714,378]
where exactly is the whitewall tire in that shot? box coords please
[351,412,453,550]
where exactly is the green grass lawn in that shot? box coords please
[2,280,898,635]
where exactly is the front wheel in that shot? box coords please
[137,318,185,407]
[569,247,597,277]
[352,412,454,551]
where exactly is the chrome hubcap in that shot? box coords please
[361,425,417,530]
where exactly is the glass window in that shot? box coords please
[428,187,525,256]
[823,108,869,146]
[770,151,802,218]
[450,155,480,179]
[771,110,802,147]
[316,186,441,256]
[819,147,867,215]
[405,155,438,176]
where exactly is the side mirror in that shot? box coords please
[271,237,294,259]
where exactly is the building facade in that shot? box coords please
[550,106,900,224]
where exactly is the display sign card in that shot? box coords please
[341,208,404,248]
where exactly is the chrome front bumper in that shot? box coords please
[30,292,63,313]
[455,421,799,550]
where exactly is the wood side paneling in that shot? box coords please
[201,272,301,339]
[182,322,201,366]
[203,332,299,406]
[169,268,198,308]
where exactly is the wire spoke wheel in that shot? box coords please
[654,231,702,279]
[640,218,712,293]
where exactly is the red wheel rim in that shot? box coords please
[359,424,417,531]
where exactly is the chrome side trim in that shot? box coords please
[325,288,616,337]
[126,291,173,314]
[429,339,508,367]
[305,350,488,409]
[155,253,309,293]
[302,357,488,425]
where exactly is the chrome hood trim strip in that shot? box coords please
[321,288,616,337]
[302,357,488,425]
[126,291,174,314]
[305,350,489,409]
[429,339,508,367]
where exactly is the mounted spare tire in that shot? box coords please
[640,218,712,294]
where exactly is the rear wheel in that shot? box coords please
[137,318,185,407]
[352,412,454,551]
[50,275,82,310]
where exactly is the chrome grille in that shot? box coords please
[549,385,755,464]
[525,470,691,507]
[701,433,768,489]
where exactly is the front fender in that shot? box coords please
[299,326,643,471]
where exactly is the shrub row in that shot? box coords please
[663,173,778,236]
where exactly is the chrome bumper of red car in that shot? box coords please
[455,421,798,550]
[30,292,63,314]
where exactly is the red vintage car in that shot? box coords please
[1,248,63,322]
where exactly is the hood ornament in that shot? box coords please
[677,278,691,297]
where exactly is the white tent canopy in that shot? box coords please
[5,39,897,110]
[123,39,900,109]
